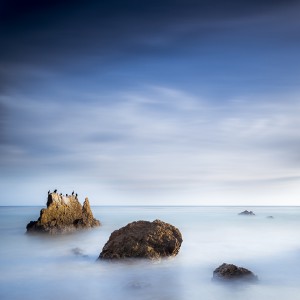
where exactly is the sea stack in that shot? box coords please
[26,191,100,234]
[99,219,183,260]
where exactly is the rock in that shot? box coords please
[99,219,182,260]
[82,198,99,226]
[72,247,84,256]
[238,210,255,216]
[71,247,89,258]
[213,263,258,282]
[267,216,274,219]
[26,192,100,234]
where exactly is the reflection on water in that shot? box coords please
[0,206,300,300]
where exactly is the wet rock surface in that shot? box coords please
[26,192,100,234]
[99,219,182,260]
[213,263,258,282]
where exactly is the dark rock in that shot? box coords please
[72,247,84,256]
[26,192,100,234]
[71,247,89,258]
[213,263,258,282]
[99,219,182,260]
[238,210,255,216]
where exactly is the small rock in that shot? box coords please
[98,219,183,260]
[238,210,255,216]
[71,247,89,258]
[213,263,258,282]
[72,247,84,256]
[267,216,274,219]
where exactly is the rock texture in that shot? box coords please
[99,219,182,260]
[26,192,100,234]
[213,263,258,282]
[238,210,255,216]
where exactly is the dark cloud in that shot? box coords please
[0,0,298,99]
[1,0,297,23]
[1,0,299,65]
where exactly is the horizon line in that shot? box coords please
[1,204,300,207]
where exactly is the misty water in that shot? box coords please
[1,206,300,300]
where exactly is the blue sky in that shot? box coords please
[1,0,300,205]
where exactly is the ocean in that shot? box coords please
[0,206,300,300]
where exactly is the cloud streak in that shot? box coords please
[1,85,300,204]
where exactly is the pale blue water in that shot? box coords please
[0,206,300,300]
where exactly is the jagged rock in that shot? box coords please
[99,219,182,260]
[82,198,98,226]
[213,263,258,282]
[238,210,255,216]
[26,192,100,234]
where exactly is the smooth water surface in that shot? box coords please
[0,206,300,300]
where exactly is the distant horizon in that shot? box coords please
[2,204,300,207]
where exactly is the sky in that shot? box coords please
[1,0,300,205]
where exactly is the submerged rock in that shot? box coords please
[213,263,258,282]
[71,247,89,258]
[99,219,182,260]
[72,247,85,256]
[238,210,255,216]
[26,192,100,234]
[125,281,152,290]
